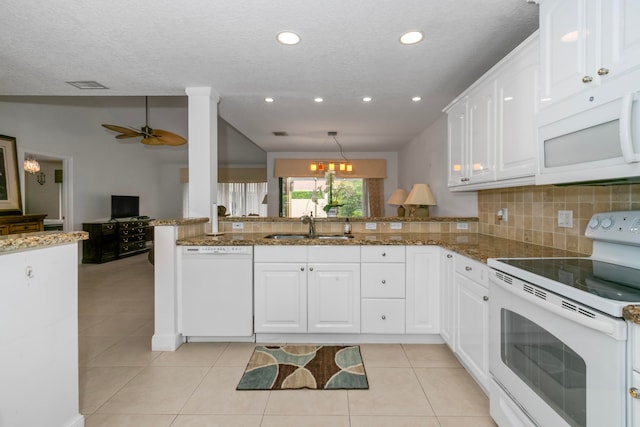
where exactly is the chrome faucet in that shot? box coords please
[300,213,316,237]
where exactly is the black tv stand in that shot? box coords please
[82,218,153,263]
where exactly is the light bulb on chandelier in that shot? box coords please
[24,157,41,174]
[309,132,353,173]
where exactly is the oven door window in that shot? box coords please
[501,309,586,427]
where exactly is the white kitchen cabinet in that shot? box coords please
[254,262,308,333]
[440,249,455,349]
[0,243,83,427]
[455,255,490,392]
[406,246,440,334]
[495,34,539,180]
[540,0,640,109]
[445,32,539,190]
[308,261,360,333]
[254,245,360,334]
[361,246,406,334]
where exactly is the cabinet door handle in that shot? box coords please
[381,252,386,257]
[381,315,386,320]
[447,254,453,259]
[465,266,472,271]
[309,267,314,271]
[300,267,305,271]
[597,67,609,76]
[582,75,593,83]
[483,296,489,302]
[381,279,386,284]
[630,388,640,399]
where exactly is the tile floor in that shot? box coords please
[78,254,496,427]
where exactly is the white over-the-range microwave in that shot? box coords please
[537,75,640,185]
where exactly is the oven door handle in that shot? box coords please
[492,278,626,340]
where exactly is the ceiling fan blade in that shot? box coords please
[141,136,163,145]
[102,124,142,136]
[152,129,187,146]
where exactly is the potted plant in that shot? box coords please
[323,172,343,217]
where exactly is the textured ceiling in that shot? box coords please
[0,0,539,153]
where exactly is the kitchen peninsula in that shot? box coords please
[0,230,88,427]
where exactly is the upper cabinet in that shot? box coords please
[540,0,640,110]
[445,32,539,191]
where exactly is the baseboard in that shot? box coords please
[64,414,85,427]
[255,333,444,344]
[151,333,185,351]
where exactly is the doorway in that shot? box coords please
[21,151,73,231]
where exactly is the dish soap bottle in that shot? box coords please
[344,218,352,235]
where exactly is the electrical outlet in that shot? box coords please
[390,222,402,230]
[365,222,377,230]
[558,210,573,228]
[456,222,469,230]
[232,222,244,230]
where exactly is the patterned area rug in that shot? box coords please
[237,345,369,390]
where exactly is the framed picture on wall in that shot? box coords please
[0,135,23,215]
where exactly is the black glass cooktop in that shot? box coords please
[497,258,640,302]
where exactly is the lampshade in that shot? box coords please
[404,183,436,217]
[261,195,268,204]
[387,188,408,206]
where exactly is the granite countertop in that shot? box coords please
[0,231,88,253]
[176,232,581,263]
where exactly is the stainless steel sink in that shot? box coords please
[263,234,310,239]
[263,233,354,240]
[316,234,354,240]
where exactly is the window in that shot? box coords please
[280,175,365,218]
[218,182,268,217]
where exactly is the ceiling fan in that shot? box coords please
[101,97,187,146]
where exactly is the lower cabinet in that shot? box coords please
[254,245,360,334]
[406,246,440,334]
[440,249,456,348]
[454,255,490,392]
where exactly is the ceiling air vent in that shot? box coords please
[273,131,288,137]
[66,81,109,89]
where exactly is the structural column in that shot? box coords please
[185,87,219,223]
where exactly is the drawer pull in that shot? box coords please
[381,315,386,320]
[381,279,386,284]
[582,75,593,83]
[447,254,453,259]
[465,266,472,271]
[381,252,386,257]
[300,267,305,271]
[483,296,489,302]
[630,388,640,399]
[309,267,314,271]
[597,67,609,76]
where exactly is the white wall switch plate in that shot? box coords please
[232,222,244,230]
[456,222,469,230]
[390,222,402,230]
[365,222,377,230]
[558,210,573,228]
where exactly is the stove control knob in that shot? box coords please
[588,217,600,229]
[601,217,615,230]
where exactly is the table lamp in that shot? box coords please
[404,183,436,217]
[387,188,408,217]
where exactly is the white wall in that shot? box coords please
[266,151,399,217]
[0,97,188,229]
[398,115,477,217]
[25,160,62,218]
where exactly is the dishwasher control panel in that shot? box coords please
[182,246,253,255]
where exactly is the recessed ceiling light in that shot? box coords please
[264,97,275,103]
[277,31,300,45]
[400,31,423,45]
[411,96,422,102]
[66,80,109,89]
[362,96,373,102]
[314,97,324,103]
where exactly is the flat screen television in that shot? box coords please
[111,195,139,219]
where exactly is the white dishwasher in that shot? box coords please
[181,246,253,338]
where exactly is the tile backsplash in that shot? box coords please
[478,184,640,255]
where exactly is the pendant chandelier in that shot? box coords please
[309,132,353,172]
[24,157,41,174]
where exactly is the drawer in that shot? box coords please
[0,225,9,235]
[9,222,40,233]
[119,241,145,253]
[119,227,145,237]
[455,256,488,287]
[361,263,405,298]
[361,299,405,334]
[120,234,145,244]
[101,223,117,234]
[361,246,405,263]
